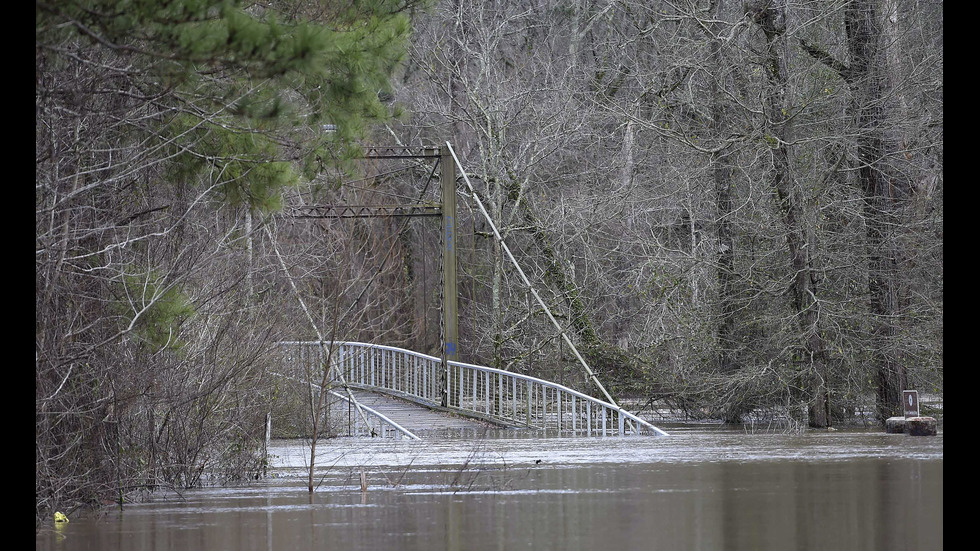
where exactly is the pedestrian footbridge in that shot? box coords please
[279,341,668,440]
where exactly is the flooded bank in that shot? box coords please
[37,426,943,550]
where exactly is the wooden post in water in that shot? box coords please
[263,412,271,476]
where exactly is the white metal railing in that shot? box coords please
[280,341,668,437]
[268,367,420,440]
[324,389,420,440]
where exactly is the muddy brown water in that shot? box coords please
[36,425,943,550]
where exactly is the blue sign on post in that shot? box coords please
[445,215,454,253]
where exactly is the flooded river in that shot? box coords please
[37,425,943,550]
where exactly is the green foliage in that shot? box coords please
[115,270,196,351]
[38,0,413,516]
[166,113,300,212]
[38,0,412,210]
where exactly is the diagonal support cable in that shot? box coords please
[263,223,380,437]
[445,142,621,410]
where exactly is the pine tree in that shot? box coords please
[36,0,411,517]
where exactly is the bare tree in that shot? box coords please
[36,0,412,516]
[393,0,941,424]
[801,0,943,420]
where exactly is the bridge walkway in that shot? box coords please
[281,341,669,439]
[342,389,493,434]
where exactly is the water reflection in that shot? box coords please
[37,427,942,551]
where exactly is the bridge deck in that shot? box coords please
[343,390,494,434]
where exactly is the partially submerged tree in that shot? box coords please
[36,0,410,517]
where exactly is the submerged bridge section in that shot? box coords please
[280,341,668,438]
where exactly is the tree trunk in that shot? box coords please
[747,0,830,426]
[846,0,908,421]
[800,0,911,423]
[708,0,742,423]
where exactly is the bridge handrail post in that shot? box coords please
[512,376,517,422]
[572,395,577,432]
